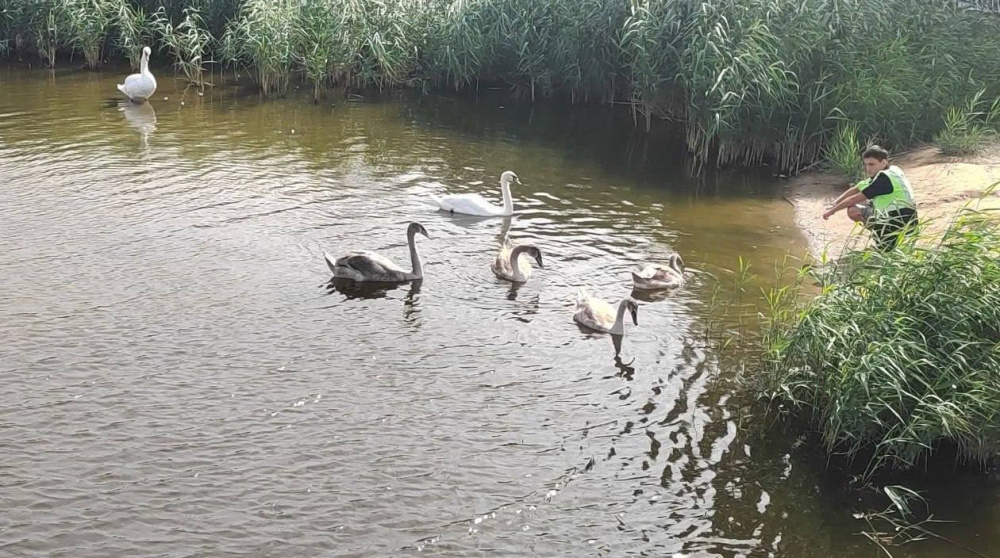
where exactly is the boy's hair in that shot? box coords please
[862,144,890,161]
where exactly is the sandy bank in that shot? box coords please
[786,144,1000,259]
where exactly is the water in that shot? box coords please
[1,67,997,557]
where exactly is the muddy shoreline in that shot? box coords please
[785,144,1000,259]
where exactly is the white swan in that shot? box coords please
[573,289,639,335]
[117,46,157,103]
[491,238,543,283]
[433,171,519,216]
[632,254,685,291]
[324,222,428,282]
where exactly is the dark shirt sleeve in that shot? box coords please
[860,173,892,199]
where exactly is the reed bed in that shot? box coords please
[753,207,1000,474]
[2,0,1000,171]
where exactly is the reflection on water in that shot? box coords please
[325,277,417,300]
[1,66,995,558]
[119,99,157,149]
[630,286,677,303]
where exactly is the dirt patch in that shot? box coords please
[785,144,1000,259]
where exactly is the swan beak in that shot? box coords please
[630,308,638,325]
[535,255,544,268]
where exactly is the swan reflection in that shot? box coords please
[325,277,404,300]
[119,100,157,150]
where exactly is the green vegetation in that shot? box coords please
[934,89,1000,156]
[3,0,1000,171]
[222,0,298,96]
[151,6,213,86]
[747,206,1000,475]
[113,0,154,70]
[824,122,865,183]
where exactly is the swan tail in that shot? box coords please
[429,194,449,211]
[324,251,339,274]
[117,83,128,96]
[631,271,645,284]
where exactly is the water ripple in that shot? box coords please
[0,67,817,557]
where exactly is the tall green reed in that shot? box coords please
[152,6,213,87]
[0,0,21,56]
[824,121,864,182]
[28,0,68,68]
[934,89,1000,156]
[112,0,153,70]
[222,0,297,96]
[339,0,425,91]
[754,205,1000,475]
[296,0,349,102]
[63,0,115,68]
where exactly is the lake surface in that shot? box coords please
[1,67,996,557]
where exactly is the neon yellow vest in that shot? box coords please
[855,165,916,215]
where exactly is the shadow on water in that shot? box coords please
[324,277,421,301]
[613,352,636,382]
[630,287,680,303]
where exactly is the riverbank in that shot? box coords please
[786,143,1000,259]
[3,0,999,174]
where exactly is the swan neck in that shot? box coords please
[407,230,423,279]
[508,245,528,281]
[500,180,513,215]
[140,51,149,74]
[611,300,629,334]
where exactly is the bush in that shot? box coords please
[756,207,1000,474]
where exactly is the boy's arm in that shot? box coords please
[823,190,867,220]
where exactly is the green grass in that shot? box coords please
[753,206,1000,474]
[2,0,1000,172]
[934,89,1000,156]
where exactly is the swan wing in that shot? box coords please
[435,193,501,216]
[120,73,156,101]
[634,265,659,280]
[491,245,513,277]
[516,256,533,280]
[574,291,615,331]
[632,264,683,290]
[329,251,407,281]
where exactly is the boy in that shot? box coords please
[822,145,918,251]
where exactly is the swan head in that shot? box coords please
[407,222,429,239]
[523,245,544,268]
[670,253,685,273]
[625,297,639,325]
[142,46,152,57]
[500,171,520,187]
